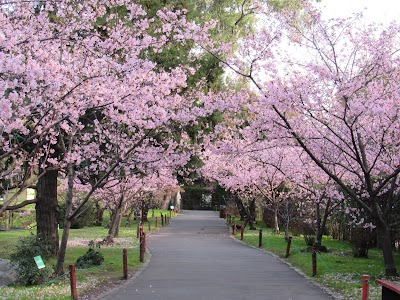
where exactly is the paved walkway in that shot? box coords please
[100,210,333,300]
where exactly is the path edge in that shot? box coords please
[229,233,343,300]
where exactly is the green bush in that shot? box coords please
[10,234,54,286]
[75,241,104,269]
[58,202,96,229]
[350,226,376,258]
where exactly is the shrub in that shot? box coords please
[76,241,104,269]
[10,234,54,286]
[58,201,96,229]
[350,226,376,258]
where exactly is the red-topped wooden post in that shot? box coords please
[69,264,77,300]
[258,230,262,248]
[240,225,244,240]
[362,275,370,300]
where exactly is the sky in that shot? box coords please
[318,0,400,24]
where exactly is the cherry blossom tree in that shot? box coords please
[203,2,400,275]
[1,0,218,261]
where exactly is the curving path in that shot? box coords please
[99,210,333,300]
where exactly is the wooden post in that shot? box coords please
[161,214,164,226]
[156,217,158,228]
[361,275,370,300]
[312,247,317,276]
[285,236,292,258]
[148,221,151,231]
[123,248,128,279]
[152,209,154,218]
[240,225,244,240]
[258,229,262,248]
[164,214,167,225]
[140,231,145,262]
[233,222,237,235]
[69,264,78,300]
[137,222,140,238]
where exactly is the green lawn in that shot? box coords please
[231,219,400,300]
[0,209,172,300]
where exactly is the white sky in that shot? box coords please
[318,0,400,25]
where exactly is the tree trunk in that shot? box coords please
[55,164,74,275]
[36,169,59,256]
[94,202,105,226]
[125,207,135,226]
[315,199,330,250]
[248,198,256,230]
[56,219,71,275]
[141,200,149,223]
[4,210,9,231]
[234,196,247,221]
[105,195,124,243]
[262,207,269,226]
[377,223,398,276]
[273,201,280,234]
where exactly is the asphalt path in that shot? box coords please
[99,210,333,300]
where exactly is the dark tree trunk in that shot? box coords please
[315,199,330,250]
[377,222,398,276]
[94,202,105,226]
[105,195,124,243]
[36,169,59,256]
[273,201,280,234]
[247,198,256,230]
[125,207,135,226]
[141,200,149,223]
[55,164,74,275]
[262,207,269,227]
[4,210,9,231]
[234,196,247,221]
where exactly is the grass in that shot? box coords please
[230,218,400,300]
[0,209,173,300]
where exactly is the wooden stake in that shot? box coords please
[258,229,262,248]
[312,247,317,276]
[69,264,77,300]
[285,236,292,258]
[362,275,370,300]
[123,248,128,279]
